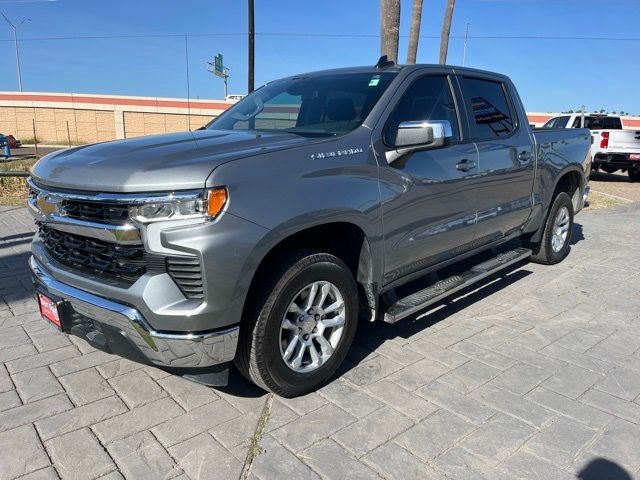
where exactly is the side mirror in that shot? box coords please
[387,120,452,164]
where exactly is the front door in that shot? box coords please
[374,73,479,286]
[457,75,535,243]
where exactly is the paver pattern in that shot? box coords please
[1,203,640,480]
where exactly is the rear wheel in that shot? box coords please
[526,192,574,265]
[235,249,358,397]
[628,167,640,182]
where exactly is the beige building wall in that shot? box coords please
[123,112,212,138]
[0,92,233,145]
[0,106,216,144]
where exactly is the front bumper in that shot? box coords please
[30,255,239,372]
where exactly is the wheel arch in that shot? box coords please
[552,167,583,212]
[241,221,379,326]
[529,166,583,244]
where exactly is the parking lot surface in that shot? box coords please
[590,171,640,203]
[1,203,640,480]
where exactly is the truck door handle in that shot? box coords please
[518,151,533,162]
[456,159,477,172]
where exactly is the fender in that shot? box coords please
[229,211,381,326]
[528,163,585,243]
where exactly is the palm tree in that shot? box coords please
[439,0,456,64]
[406,0,423,64]
[380,0,387,56]
[380,0,401,63]
[248,0,255,93]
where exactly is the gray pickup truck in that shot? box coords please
[28,61,591,397]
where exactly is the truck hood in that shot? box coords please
[31,130,310,193]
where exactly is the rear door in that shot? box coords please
[457,75,535,243]
[374,70,479,285]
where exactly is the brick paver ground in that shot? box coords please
[1,203,640,480]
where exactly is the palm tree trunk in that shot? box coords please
[387,0,400,63]
[406,0,423,64]
[380,0,401,63]
[439,0,456,64]
[380,0,387,56]
[248,0,255,93]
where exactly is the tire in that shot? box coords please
[235,249,358,397]
[629,168,640,182]
[526,192,574,265]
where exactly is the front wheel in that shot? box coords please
[235,249,358,397]
[629,168,640,182]
[526,192,574,265]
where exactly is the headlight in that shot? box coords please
[129,187,227,223]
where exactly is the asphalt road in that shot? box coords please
[590,171,640,203]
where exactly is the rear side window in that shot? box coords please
[572,116,623,130]
[384,75,460,145]
[460,77,516,139]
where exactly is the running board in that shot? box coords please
[383,247,532,323]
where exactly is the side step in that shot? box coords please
[383,247,531,323]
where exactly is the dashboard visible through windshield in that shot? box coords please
[206,72,397,137]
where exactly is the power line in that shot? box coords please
[1,32,640,42]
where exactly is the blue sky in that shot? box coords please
[0,0,639,113]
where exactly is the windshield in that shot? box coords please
[207,72,397,137]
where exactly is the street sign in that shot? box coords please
[207,53,229,97]
[214,54,224,78]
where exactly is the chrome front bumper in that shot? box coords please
[30,256,239,369]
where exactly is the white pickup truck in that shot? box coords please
[542,114,640,181]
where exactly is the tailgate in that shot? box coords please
[608,130,640,152]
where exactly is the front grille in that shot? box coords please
[27,183,131,224]
[166,257,204,299]
[38,224,147,282]
[38,224,204,298]
[63,200,130,224]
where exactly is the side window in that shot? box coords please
[542,118,557,129]
[554,116,570,129]
[384,75,460,146]
[461,77,516,139]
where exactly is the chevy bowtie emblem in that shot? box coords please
[36,194,62,216]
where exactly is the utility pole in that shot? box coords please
[1,11,30,92]
[248,0,255,93]
[462,22,469,66]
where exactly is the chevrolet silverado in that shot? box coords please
[28,60,591,397]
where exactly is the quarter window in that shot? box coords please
[461,77,516,139]
[384,75,460,146]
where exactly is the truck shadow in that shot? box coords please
[338,222,587,381]
[339,261,535,375]
[571,222,585,245]
[576,458,633,480]
[590,172,631,183]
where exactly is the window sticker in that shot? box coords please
[368,75,381,87]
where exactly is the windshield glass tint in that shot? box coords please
[207,72,396,136]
